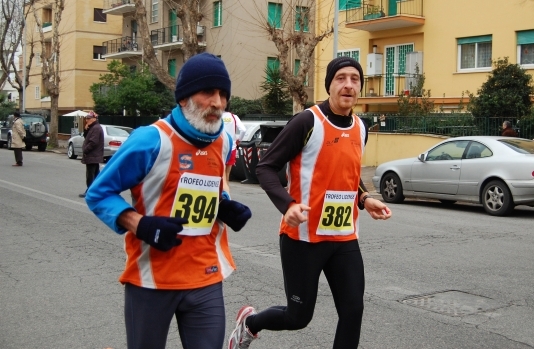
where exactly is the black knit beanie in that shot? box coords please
[175,53,231,103]
[325,56,364,94]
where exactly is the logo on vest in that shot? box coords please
[179,153,193,170]
[196,149,208,156]
[326,137,340,146]
[341,132,349,138]
[205,266,219,274]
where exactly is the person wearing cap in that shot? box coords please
[78,111,104,198]
[11,112,26,166]
[228,56,392,349]
[85,53,252,349]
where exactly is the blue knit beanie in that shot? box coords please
[174,53,231,103]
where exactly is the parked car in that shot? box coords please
[0,114,49,151]
[67,124,133,162]
[372,136,534,216]
[230,121,267,181]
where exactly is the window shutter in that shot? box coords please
[517,30,534,45]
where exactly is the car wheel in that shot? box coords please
[439,199,456,205]
[7,136,12,150]
[38,143,47,151]
[67,143,78,159]
[380,172,405,203]
[482,180,513,216]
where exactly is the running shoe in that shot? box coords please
[228,305,258,349]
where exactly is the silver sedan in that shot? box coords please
[372,136,534,216]
[67,124,133,162]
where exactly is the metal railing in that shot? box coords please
[150,25,182,46]
[362,73,422,97]
[346,0,424,22]
[102,36,141,55]
[103,0,133,11]
[363,115,534,139]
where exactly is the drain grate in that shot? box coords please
[401,290,507,317]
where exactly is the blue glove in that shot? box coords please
[136,216,188,252]
[217,199,251,232]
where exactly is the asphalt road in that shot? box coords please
[0,147,533,349]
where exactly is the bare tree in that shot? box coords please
[249,0,334,113]
[32,0,64,147]
[0,0,36,112]
[132,0,205,91]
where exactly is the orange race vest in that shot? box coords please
[280,105,366,243]
[119,119,235,290]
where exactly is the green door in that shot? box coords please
[388,0,397,15]
[169,10,177,42]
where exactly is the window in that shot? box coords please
[339,0,361,11]
[268,2,282,29]
[426,141,469,161]
[34,86,40,99]
[213,1,222,27]
[94,8,107,22]
[295,6,309,32]
[294,59,308,86]
[517,30,534,67]
[457,35,492,71]
[151,0,159,23]
[266,57,280,82]
[384,43,413,95]
[93,46,105,60]
[168,59,176,77]
[35,52,41,66]
[337,49,360,62]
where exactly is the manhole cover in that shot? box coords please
[401,290,507,316]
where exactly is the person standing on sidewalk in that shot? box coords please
[11,112,26,167]
[85,53,251,349]
[79,111,103,198]
[228,56,392,349]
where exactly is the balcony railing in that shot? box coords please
[346,0,424,31]
[103,0,135,15]
[151,25,207,50]
[102,36,142,59]
[361,73,422,98]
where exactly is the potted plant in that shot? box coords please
[364,5,383,20]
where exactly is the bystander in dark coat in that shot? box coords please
[79,111,104,197]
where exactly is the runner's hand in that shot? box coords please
[136,216,188,251]
[218,199,251,231]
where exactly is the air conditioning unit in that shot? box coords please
[405,51,423,91]
[366,53,383,76]
[196,26,204,35]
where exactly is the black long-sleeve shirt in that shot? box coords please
[256,100,368,214]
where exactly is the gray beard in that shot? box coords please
[182,98,223,134]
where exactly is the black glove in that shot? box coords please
[136,216,188,252]
[217,199,252,232]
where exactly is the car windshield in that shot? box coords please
[106,126,130,137]
[22,117,44,124]
[499,139,534,154]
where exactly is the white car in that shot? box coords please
[67,124,133,162]
[372,136,534,216]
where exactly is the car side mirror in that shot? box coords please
[418,153,426,162]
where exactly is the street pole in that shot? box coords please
[333,0,339,59]
[22,15,26,113]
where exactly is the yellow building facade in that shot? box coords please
[24,0,122,114]
[314,0,534,113]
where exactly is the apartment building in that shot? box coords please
[101,0,314,103]
[24,0,122,114]
[314,0,534,114]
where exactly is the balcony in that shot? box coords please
[151,25,207,51]
[103,0,135,15]
[346,0,424,32]
[102,36,142,59]
[360,73,421,101]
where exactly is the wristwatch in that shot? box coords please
[358,194,371,210]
